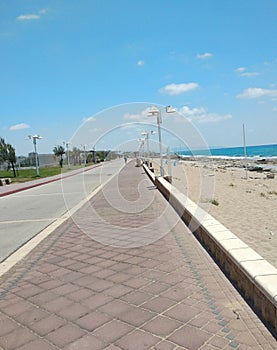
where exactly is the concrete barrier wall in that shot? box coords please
[143,164,277,333]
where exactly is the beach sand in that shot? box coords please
[151,158,277,268]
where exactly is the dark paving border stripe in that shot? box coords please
[172,230,240,348]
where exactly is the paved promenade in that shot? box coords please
[0,160,276,349]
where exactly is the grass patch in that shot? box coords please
[0,163,95,183]
[260,192,266,197]
[0,167,62,183]
[210,199,219,206]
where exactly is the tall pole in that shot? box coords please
[167,147,172,178]
[146,133,150,167]
[33,137,39,177]
[243,123,248,180]
[66,143,70,170]
[157,111,164,176]
[82,145,87,166]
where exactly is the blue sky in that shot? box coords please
[0,0,277,155]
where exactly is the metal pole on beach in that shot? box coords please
[243,124,248,180]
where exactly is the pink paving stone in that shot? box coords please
[168,324,211,350]
[109,262,130,272]
[118,306,156,327]
[63,334,105,350]
[29,290,58,305]
[15,306,49,325]
[161,285,192,302]
[88,278,114,292]
[50,283,80,296]
[45,323,86,347]
[104,284,133,298]
[2,300,33,317]
[93,319,135,343]
[121,290,152,305]
[60,271,84,282]
[208,335,230,348]
[93,268,116,279]
[28,314,66,336]
[81,294,113,310]
[99,299,133,317]
[0,315,18,337]
[66,287,95,301]
[141,282,171,295]
[123,276,150,289]
[38,279,64,290]
[57,302,89,321]
[75,310,112,332]
[116,329,160,350]
[142,315,182,337]
[164,303,201,323]
[103,345,123,350]
[73,275,98,287]
[141,296,176,313]
[43,295,72,312]
[14,285,43,298]
[107,272,132,283]
[15,339,57,350]
[0,326,36,350]
[153,341,176,350]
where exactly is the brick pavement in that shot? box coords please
[0,160,276,349]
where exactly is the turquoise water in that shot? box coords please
[177,143,277,159]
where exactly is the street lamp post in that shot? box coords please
[63,141,71,170]
[147,106,176,176]
[27,134,42,177]
[141,130,156,167]
[81,145,87,166]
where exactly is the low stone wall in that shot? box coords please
[143,164,277,333]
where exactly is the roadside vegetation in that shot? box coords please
[0,164,95,183]
[0,136,118,183]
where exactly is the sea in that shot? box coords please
[176,143,277,160]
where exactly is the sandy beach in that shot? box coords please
[153,157,277,269]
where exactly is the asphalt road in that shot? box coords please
[0,159,124,262]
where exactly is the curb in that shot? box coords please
[143,164,277,334]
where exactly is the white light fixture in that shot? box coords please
[147,106,176,176]
[27,134,43,176]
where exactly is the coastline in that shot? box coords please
[167,157,277,268]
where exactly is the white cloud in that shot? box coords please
[237,88,277,99]
[123,108,150,121]
[240,72,259,77]
[196,52,213,59]
[178,105,232,123]
[16,8,47,21]
[16,14,40,21]
[9,123,30,131]
[235,67,259,77]
[159,82,199,95]
[38,8,48,14]
[235,67,246,73]
[137,60,144,66]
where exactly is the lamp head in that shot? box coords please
[147,106,160,116]
[166,106,177,113]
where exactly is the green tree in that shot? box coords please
[0,138,7,163]
[53,145,65,168]
[0,138,17,177]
